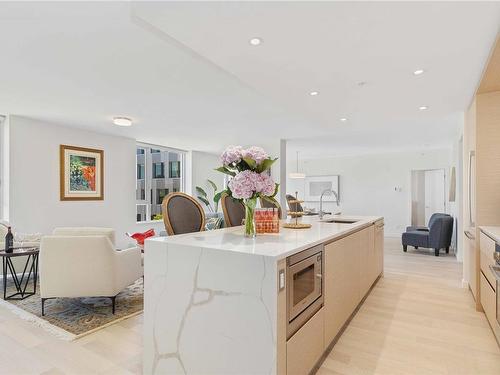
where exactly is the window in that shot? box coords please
[153,162,164,179]
[169,161,180,178]
[136,144,186,222]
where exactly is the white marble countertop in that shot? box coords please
[146,215,383,260]
[479,226,500,243]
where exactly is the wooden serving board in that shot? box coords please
[283,223,312,229]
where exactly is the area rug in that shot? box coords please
[0,278,143,340]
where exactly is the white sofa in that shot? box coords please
[0,222,40,249]
[40,227,143,315]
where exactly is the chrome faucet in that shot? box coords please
[319,189,340,219]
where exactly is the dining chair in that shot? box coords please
[260,197,282,218]
[161,192,206,235]
[221,192,245,227]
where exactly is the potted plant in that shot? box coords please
[195,180,223,213]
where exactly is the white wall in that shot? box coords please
[5,116,227,246]
[287,149,453,237]
[8,116,137,247]
[188,150,225,213]
[0,115,8,222]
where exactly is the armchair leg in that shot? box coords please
[414,246,418,249]
[446,246,449,254]
[110,296,116,314]
[434,248,440,257]
[403,245,407,252]
[41,298,46,316]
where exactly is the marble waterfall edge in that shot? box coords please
[144,241,278,375]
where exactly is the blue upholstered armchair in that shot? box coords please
[402,213,453,257]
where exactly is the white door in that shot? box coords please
[424,169,446,223]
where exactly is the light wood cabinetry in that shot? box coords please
[323,224,382,348]
[286,309,324,375]
[360,227,374,302]
[374,220,384,279]
[465,36,500,344]
[480,272,500,341]
[480,232,497,291]
[324,230,362,345]
[465,234,478,301]
[286,222,384,374]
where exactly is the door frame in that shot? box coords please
[408,168,447,227]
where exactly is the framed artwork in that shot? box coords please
[60,145,104,201]
[304,175,339,202]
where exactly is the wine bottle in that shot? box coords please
[5,227,13,253]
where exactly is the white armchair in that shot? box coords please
[40,227,143,316]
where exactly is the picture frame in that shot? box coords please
[60,145,104,201]
[304,175,339,202]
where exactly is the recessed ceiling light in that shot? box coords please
[309,91,319,96]
[413,69,425,75]
[249,37,262,46]
[340,118,348,122]
[419,106,428,111]
[113,117,132,127]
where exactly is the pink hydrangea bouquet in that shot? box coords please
[217,146,279,237]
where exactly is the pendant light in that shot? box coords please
[289,151,306,179]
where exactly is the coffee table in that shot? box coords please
[0,247,39,300]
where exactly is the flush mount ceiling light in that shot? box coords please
[113,117,132,127]
[340,117,348,122]
[419,106,428,111]
[249,37,262,46]
[309,91,319,96]
[289,151,306,179]
[413,69,425,75]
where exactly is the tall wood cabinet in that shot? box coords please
[463,35,500,345]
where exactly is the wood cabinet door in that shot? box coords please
[359,226,374,298]
[465,236,477,300]
[479,232,497,291]
[324,231,361,346]
[375,221,384,278]
[286,309,324,375]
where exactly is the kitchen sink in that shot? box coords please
[322,219,359,224]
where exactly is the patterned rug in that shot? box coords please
[0,278,143,340]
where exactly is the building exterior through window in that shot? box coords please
[136,144,185,222]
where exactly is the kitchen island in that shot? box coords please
[143,215,384,375]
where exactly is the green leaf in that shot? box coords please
[213,191,223,204]
[198,196,212,210]
[207,179,217,192]
[215,166,236,177]
[261,195,280,208]
[195,186,207,198]
[270,183,280,198]
[256,158,277,173]
[213,190,223,213]
[242,157,257,170]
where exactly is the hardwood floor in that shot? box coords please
[0,305,143,374]
[318,237,500,375]
[0,238,498,374]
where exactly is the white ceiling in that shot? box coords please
[0,2,499,156]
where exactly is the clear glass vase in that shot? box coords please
[244,198,257,238]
